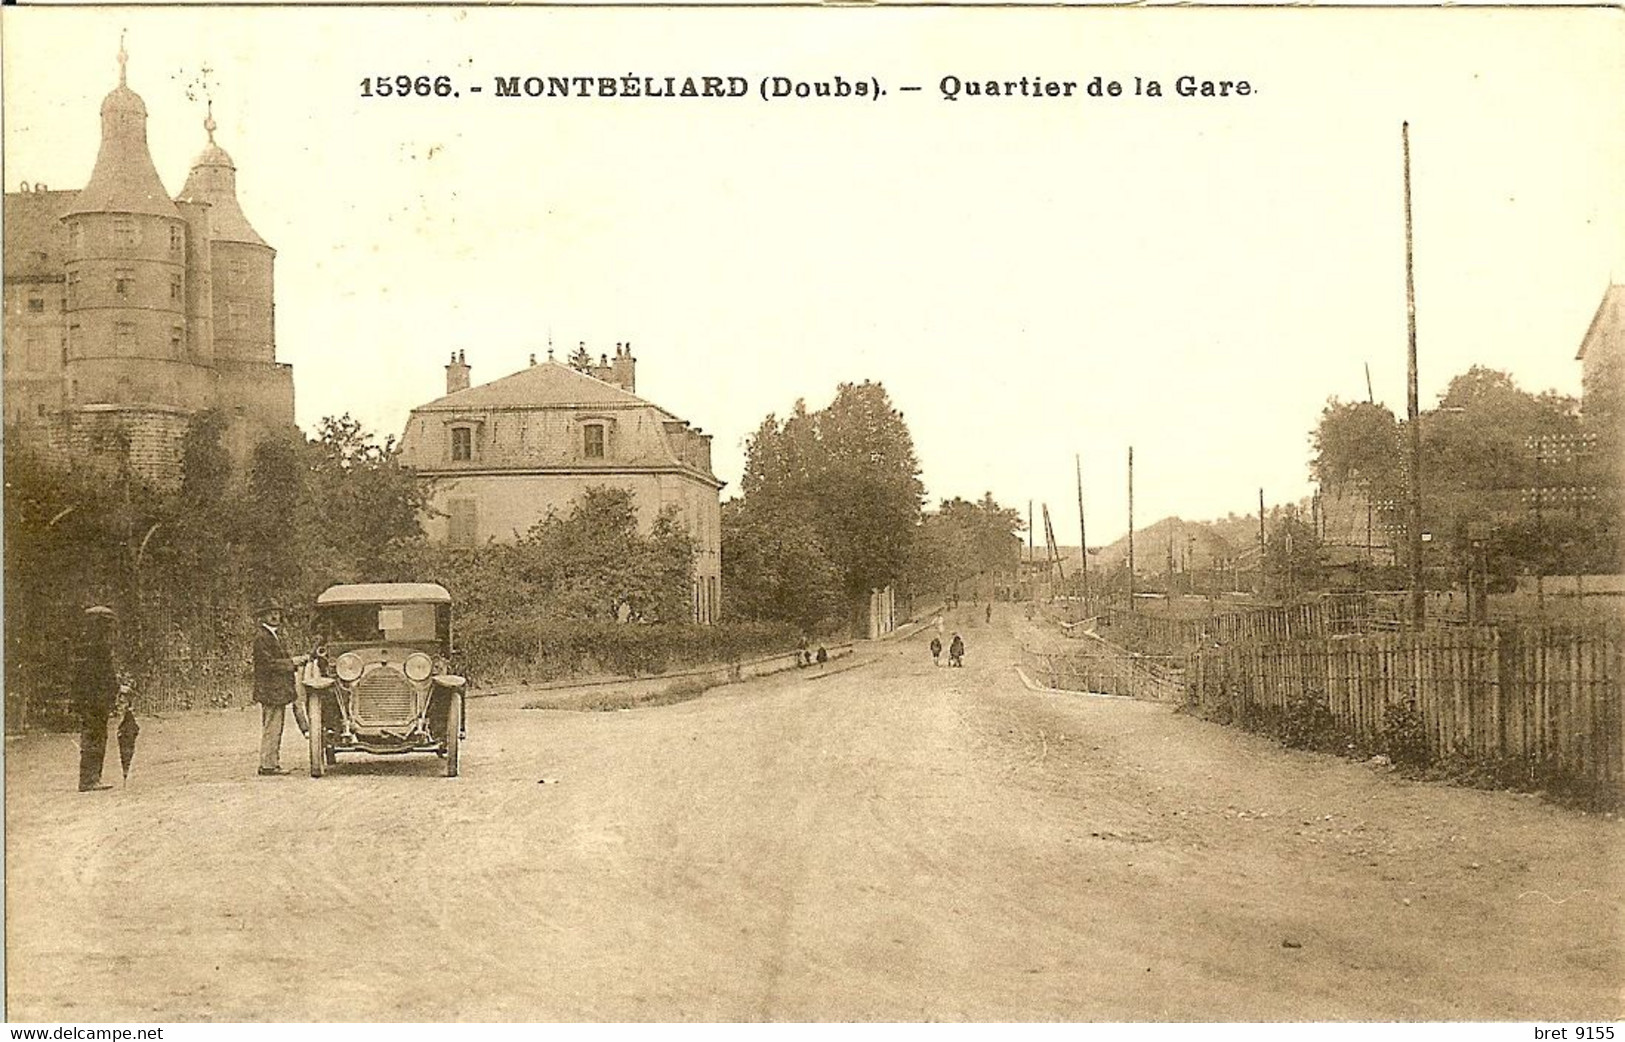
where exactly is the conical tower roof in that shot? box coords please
[176,102,268,247]
[68,38,179,219]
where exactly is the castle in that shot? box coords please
[3,41,294,485]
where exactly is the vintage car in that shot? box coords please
[303,582,466,777]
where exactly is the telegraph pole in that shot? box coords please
[1258,488,1267,596]
[1076,453,1089,602]
[1127,446,1136,610]
[1404,121,1426,627]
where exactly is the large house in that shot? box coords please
[397,346,725,623]
[3,42,294,485]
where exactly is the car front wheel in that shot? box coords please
[443,692,462,778]
[308,695,325,778]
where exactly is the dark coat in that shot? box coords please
[949,636,965,658]
[252,625,299,707]
[73,631,119,724]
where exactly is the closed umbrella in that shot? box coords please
[116,704,140,783]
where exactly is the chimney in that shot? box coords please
[610,340,637,393]
[446,350,471,394]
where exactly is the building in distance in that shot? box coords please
[398,344,725,624]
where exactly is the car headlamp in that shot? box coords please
[404,652,433,683]
[335,652,364,683]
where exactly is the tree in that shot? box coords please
[731,382,925,624]
[1311,399,1401,497]
[720,499,844,631]
[516,486,694,623]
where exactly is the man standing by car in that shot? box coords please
[74,605,120,792]
[253,603,307,777]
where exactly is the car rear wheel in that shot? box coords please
[443,692,462,778]
[308,695,325,778]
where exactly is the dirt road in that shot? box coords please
[7,609,1621,1021]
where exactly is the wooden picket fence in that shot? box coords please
[1187,624,1624,800]
[1020,633,1186,703]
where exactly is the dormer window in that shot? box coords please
[583,423,606,459]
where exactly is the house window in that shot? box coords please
[447,498,478,548]
[113,219,137,247]
[25,335,44,372]
[115,322,135,353]
[583,423,606,459]
[169,225,183,253]
[27,296,44,313]
[170,274,182,301]
[450,427,473,462]
[114,269,133,296]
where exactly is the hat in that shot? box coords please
[253,602,283,618]
[84,605,116,619]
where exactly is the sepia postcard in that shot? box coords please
[2,2,1621,1031]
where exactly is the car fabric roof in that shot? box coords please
[315,583,451,606]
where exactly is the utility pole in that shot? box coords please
[1076,453,1089,603]
[1258,487,1266,596]
[1404,120,1426,627]
[1127,446,1136,611]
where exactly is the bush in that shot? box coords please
[1279,689,1351,753]
[455,616,806,685]
[1380,699,1430,767]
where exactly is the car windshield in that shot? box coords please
[319,602,443,645]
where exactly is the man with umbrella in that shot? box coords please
[74,605,120,792]
[252,602,308,776]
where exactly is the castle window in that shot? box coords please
[113,219,138,247]
[66,270,80,308]
[67,324,81,358]
[169,225,183,253]
[447,498,478,548]
[25,335,44,372]
[69,222,84,252]
[27,296,44,313]
[115,322,135,353]
[170,274,182,301]
[114,269,133,296]
[450,426,473,462]
[583,423,606,459]
[230,257,249,284]
[228,303,249,336]
[170,326,184,357]
[36,404,46,419]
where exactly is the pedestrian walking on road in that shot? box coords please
[929,636,943,666]
[252,602,308,777]
[948,633,966,668]
[73,605,121,792]
[985,604,993,625]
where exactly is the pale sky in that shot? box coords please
[6,6,1622,544]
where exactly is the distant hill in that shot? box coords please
[1026,487,1395,577]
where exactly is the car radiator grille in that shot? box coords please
[353,667,416,726]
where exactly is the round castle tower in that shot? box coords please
[177,102,275,367]
[61,41,210,412]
